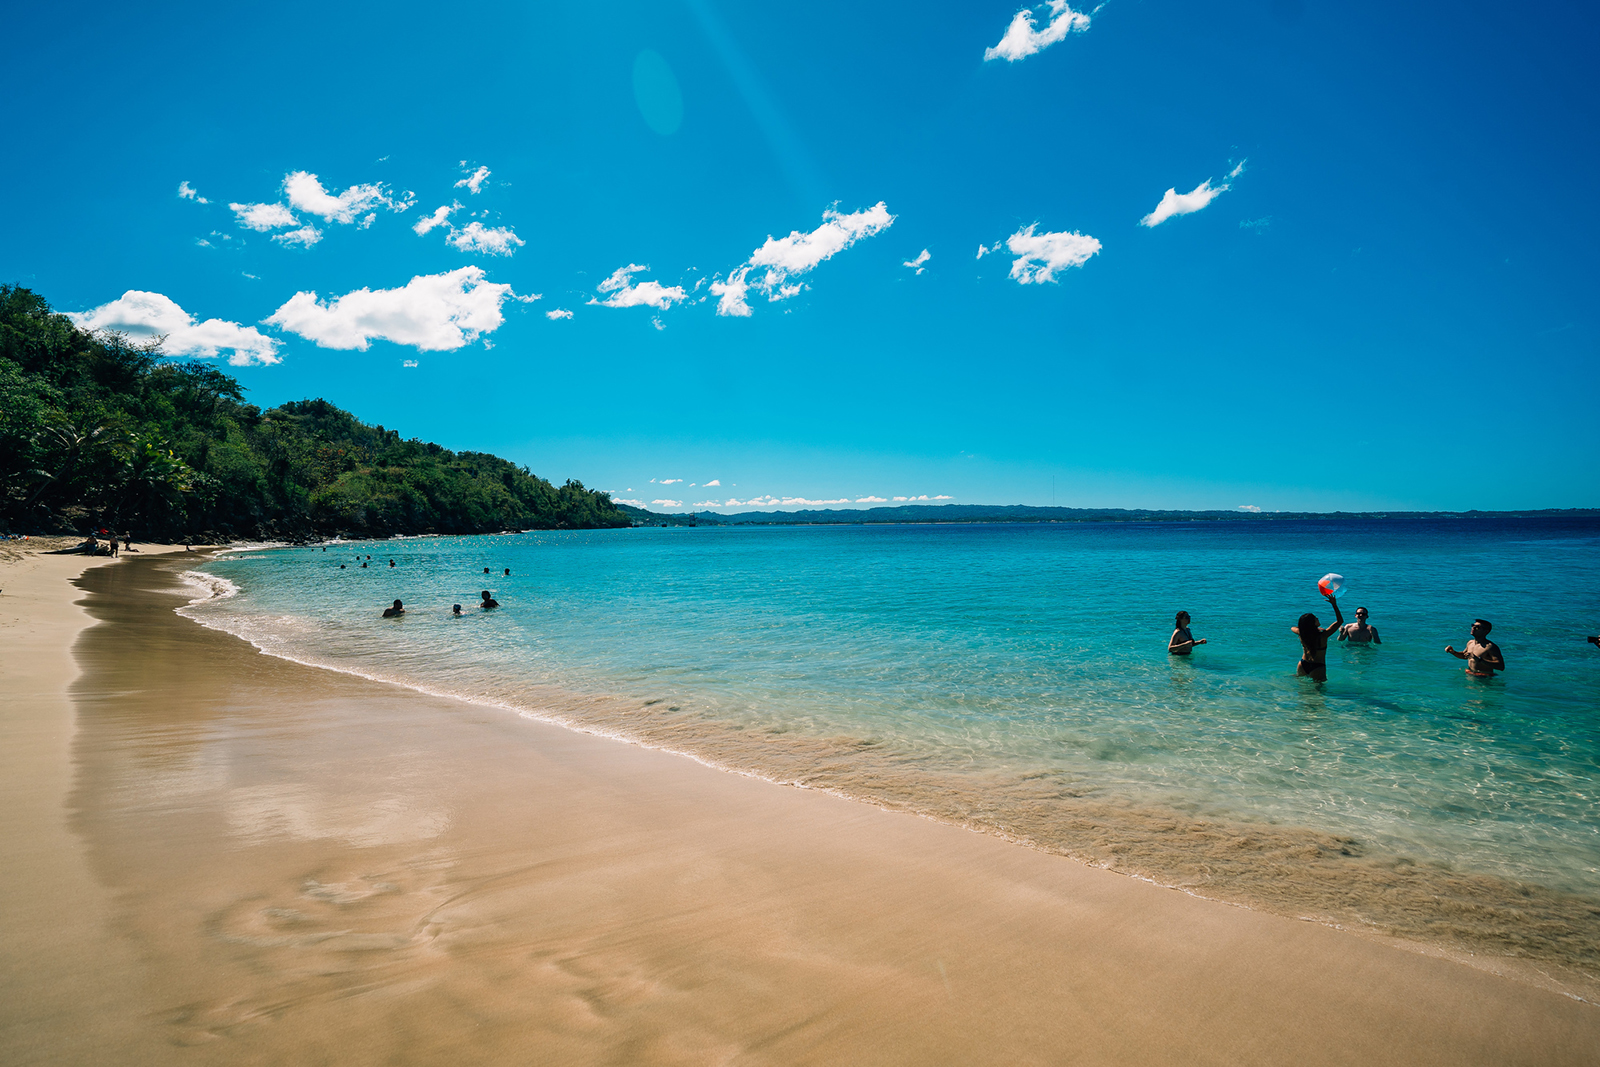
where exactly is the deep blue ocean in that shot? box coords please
[185,518,1600,905]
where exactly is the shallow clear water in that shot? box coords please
[188,519,1600,900]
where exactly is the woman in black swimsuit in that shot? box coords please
[1293,595,1344,681]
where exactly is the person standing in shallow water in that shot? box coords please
[1293,595,1344,681]
[480,590,499,609]
[1447,618,1506,677]
[382,599,405,618]
[1168,612,1206,656]
[1338,606,1381,644]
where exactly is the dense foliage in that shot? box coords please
[0,286,628,539]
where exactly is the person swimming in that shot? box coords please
[1168,611,1206,656]
[382,599,405,618]
[1337,606,1381,644]
[1292,594,1344,681]
[452,604,463,616]
[503,568,511,576]
[1446,618,1506,677]
[480,590,499,609]
[389,559,396,568]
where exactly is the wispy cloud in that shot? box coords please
[1004,225,1102,283]
[856,496,886,503]
[285,171,410,223]
[1140,161,1246,227]
[413,203,458,235]
[903,249,931,275]
[659,478,683,485]
[651,499,683,508]
[271,226,323,249]
[985,1,1092,63]
[68,291,281,366]
[545,308,573,320]
[614,498,646,507]
[591,264,690,311]
[265,266,525,352]
[403,359,419,368]
[710,267,752,317]
[454,165,491,194]
[445,221,524,256]
[178,181,209,204]
[747,202,894,300]
[704,479,721,487]
[230,202,299,231]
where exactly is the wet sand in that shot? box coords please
[3,552,1598,1065]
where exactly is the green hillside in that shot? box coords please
[0,285,627,540]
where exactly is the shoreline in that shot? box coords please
[4,550,1598,1064]
[184,543,1600,994]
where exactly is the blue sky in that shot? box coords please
[3,0,1597,512]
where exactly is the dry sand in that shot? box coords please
[2,549,1597,1065]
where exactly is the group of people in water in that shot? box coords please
[1169,593,1509,682]
[332,549,505,618]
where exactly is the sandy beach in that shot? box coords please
[3,549,1597,1066]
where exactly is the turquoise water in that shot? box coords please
[186,519,1600,912]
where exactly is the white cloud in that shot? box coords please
[893,496,908,501]
[746,202,894,300]
[285,171,396,223]
[935,495,954,500]
[659,478,683,484]
[68,291,281,366]
[230,202,298,231]
[614,498,646,507]
[272,226,323,248]
[985,1,1091,63]
[856,496,886,503]
[710,267,752,317]
[403,359,419,368]
[591,264,689,310]
[454,166,491,194]
[693,500,722,508]
[445,221,524,256]
[359,213,376,229]
[704,479,721,487]
[264,266,522,352]
[413,203,458,235]
[1238,504,1262,513]
[976,241,1002,259]
[1140,161,1246,227]
[651,499,683,508]
[546,308,574,320]
[903,249,931,274]
[178,181,208,204]
[1004,224,1102,284]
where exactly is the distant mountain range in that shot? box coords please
[617,503,1600,527]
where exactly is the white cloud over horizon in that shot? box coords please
[454,165,491,194]
[68,291,281,366]
[1140,161,1247,227]
[1005,224,1102,283]
[264,266,526,352]
[985,1,1091,63]
[591,264,690,310]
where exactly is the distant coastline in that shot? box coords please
[619,502,1600,527]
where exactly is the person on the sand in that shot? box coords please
[1168,612,1206,656]
[1447,619,1505,678]
[1293,594,1345,682]
[1338,606,1380,644]
[382,599,405,618]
